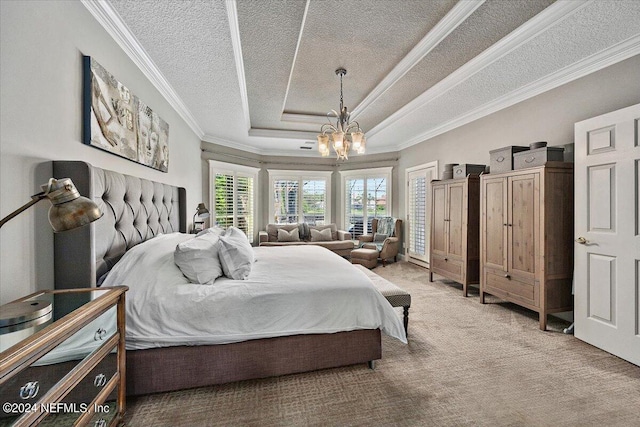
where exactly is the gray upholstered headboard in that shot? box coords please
[53,161,186,289]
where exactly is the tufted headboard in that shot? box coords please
[53,161,186,289]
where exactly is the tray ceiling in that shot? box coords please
[87,0,640,156]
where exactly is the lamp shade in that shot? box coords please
[44,178,102,232]
[194,203,210,219]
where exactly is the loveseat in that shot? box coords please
[258,223,354,257]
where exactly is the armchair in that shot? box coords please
[360,218,402,266]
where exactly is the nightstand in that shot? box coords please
[0,287,127,426]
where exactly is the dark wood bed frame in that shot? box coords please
[52,161,381,396]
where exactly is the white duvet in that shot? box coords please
[101,233,407,349]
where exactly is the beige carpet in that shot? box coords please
[124,262,640,426]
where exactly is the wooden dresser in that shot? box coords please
[479,162,573,330]
[429,176,480,296]
[0,287,127,426]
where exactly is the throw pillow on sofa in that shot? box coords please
[278,228,300,242]
[310,228,332,242]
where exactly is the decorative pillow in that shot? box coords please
[174,233,223,285]
[373,233,388,242]
[266,223,298,242]
[218,227,254,280]
[309,224,337,240]
[310,228,333,242]
[277,228,300,242]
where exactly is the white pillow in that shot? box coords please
[310,228,332,242]
[218,227,254,280]
[174,233,223,285]
[277,228,300,242]
[196,225,225,237]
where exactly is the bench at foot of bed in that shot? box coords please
[353,264,412,336]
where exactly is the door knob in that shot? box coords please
[575,237,588,245]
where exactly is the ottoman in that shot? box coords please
[351,248,379,269]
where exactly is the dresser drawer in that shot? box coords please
[483,268,539,308]
[0,309,116,419]
[431,254,463,282]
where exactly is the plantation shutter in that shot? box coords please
[236,174,254,241]
[302,180,326,225]
[214,173,234,230]
[273,179,299,223]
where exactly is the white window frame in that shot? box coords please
[268,170,332,225]
[339,167,393,234]
[209,160,259,243]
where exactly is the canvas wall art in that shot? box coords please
[82,56,169,172]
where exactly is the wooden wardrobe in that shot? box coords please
[479,162,574,330]
[429,176,480,296]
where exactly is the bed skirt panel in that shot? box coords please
[126,329,382,396]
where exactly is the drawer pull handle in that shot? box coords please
[504,274,511,279]
[496,156,505,162]
[19,381,39,399]
[94,373,107,387]
[94,420,107,427]
[524,156,536,164]
[94,328,107,341]
[444,258,448,261]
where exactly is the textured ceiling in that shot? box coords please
[93,0,640,156]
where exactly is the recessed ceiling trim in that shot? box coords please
[226,0,251,132]
[280,0,311,115]
[350,0,485,120]
[366,0,590,140]
[248,128,319,140]
[393,35,640,152]
[81,0,204,138]
[281,112,328,124]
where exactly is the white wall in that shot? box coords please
[0,1,202,304]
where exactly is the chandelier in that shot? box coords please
[317,68,365,160]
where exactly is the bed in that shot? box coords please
[52,161,405,396]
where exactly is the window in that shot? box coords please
[340,167,392,238]
[209,161,259,243]
[269,170,332,225]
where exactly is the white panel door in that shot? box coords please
[574,103,640,366]
[406,162,438,266]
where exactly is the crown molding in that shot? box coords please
[393,35,640,151]
[280,0,311,115]
[202,134,264,155]
[351,0,484,120]
[226,0,252,133]
[367,0,590,140]
[81,0,204,139]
